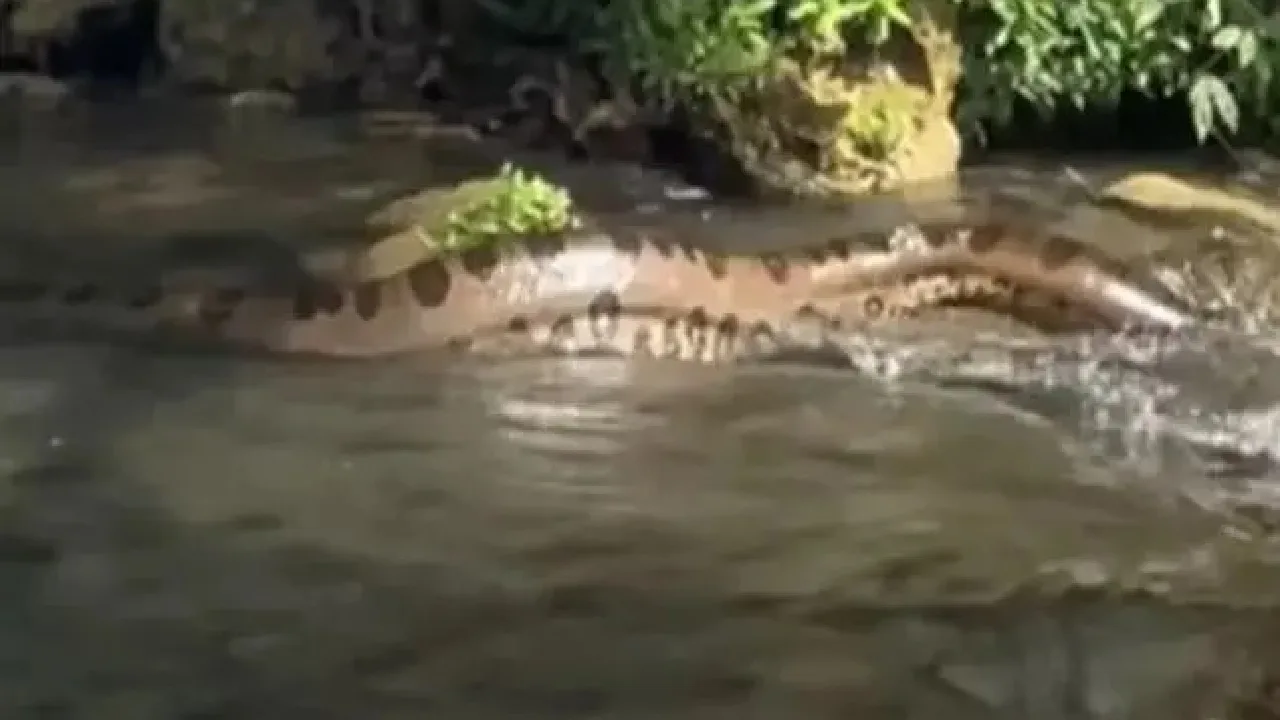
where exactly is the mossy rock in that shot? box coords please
[714,0,961,200]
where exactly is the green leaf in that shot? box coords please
[1202,0,1222,30]
[1211,25,1242,49]
[1210,82,1239,133]
[1188,73,1237,142]
[1237,31,1259,66]
[735,0,776,17]
[1132,0,1164,32]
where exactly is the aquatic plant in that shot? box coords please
[433,164,581,252]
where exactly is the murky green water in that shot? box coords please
[0,100,1278,719]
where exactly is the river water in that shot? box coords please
[1,100,1279,719]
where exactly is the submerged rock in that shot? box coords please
[1097,172,1280,237]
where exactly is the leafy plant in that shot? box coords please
[594,0,780,107]
[434,164,581,251]
[590,0,917,109]
[956,0,1280,144]
[783,0,912,50]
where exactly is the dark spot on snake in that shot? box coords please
[406,258,451,308]
[864,294,885,318]
[1004,283,1031,310]
[587,289,621,321]
[60,282,99,305]
[649,238,697,264]
[792,304,833,333]
[826,237,853,259]
[314,281,345,315]
[966,225,1004,253]
[549,313,575,338]
[507,316,530,333]
[445,336,472,352]
[745,320,780,354]
[784,305,835,351]
[0,280,51,303]
[922,226,953,249]
[686,307,710,328]
[461,244,500,281]
[292,281,320,320]
[758,253,790,283]
[676,241,701,264]
[353,281,382,320]
[1039,234,1081,270]
[700,250,728,279]
[1050,294,1074,316]
[647,235,677,258]
[716,314,740,337]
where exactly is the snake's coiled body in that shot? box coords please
[0,222,1195,360]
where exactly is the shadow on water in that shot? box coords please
[0,102,1278,719]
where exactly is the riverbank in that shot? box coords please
[4,0,1278,201]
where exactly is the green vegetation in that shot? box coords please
[364,164,581,258]
[959,0,1278,144]
[10,0,1280,195]
[427,164,581,252]
[475,0,1280,146]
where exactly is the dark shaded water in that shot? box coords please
[1,101,1280,718]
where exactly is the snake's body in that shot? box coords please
[0,221,1195,361]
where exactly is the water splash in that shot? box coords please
[762,322,1280,513]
